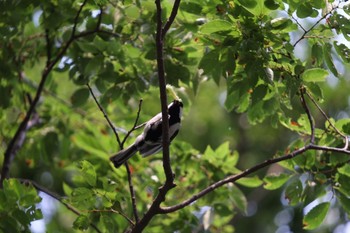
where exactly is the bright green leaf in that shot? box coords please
[78,160,97,187]
[338,164,350,177]
[200,20,233,34]
[302,68,329,82]
[229,185,248,214]
[263,173,291,190]
[303,202,330,230]
[236,176,263,188]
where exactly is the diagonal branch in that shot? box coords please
[159,143,350,213]
[125,162,139,223]
[300,87,315,144]
[121,99,143,147]
[305,90,349,150]
[162,0,181,39]
[293,3,338,47]
[87,83,121,145]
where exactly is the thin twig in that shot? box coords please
[19,179,102,233]
[87,83,121,145]
[300,87,315,144]
[121,99,143,147]
[88,208,135,226]
[162,0,181,39]
[291,14,306,32]
[45,29,52,66]
[72,0,88,36]
[293,3,338,47]
[305,90,349,150]
[125,162,139,223]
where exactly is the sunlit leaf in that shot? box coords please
[200,20,233,34]
[302,68,329,82]
[263,173,291,190]
[303,202,330,230]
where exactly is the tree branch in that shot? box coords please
[162,0,181,39]
[300,87,315,144]
[155,0,173,184]
[125,162,139,223]
[305,90,349,149]
[121,99,143,147]
[160,83,349,213]
[129,0,182,231]
[293,3,338,47]
[87,83,121,145]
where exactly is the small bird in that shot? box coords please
[110,100,183,168]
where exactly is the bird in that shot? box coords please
[110,99,183,168]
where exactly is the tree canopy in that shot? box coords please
[1,0,350,232]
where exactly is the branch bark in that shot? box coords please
[129,0,181,232]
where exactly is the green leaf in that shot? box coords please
[214,141,230,158]
[71,88,90,107]
[296,3,318,18]
[334,42,350,63]
[238,0,273,16]
[78,160,97,187]
[229,185,248,214]
[73,132,108,159]
[338,164,350,177]
[236,176,263,188]
[263,173,291,190]
[303,202,330,230]
[285,178,303,206]
[200,20,233,34]
[337,192,350,215]
[199,49,220,74]
[323,43,339,76]
[73,215,90,231]
[302,68,329,82]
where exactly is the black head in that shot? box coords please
[168,100,183,119]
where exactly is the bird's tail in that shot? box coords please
[110,144,138,168]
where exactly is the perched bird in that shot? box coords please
[110,100,183,168]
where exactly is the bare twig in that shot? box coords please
[121,99,143,147]
[45,29,52,66]
[88,208,134,226]
[291,14,306,32]
[162,0,181,39]
[293,3,338,47]
[125,162,139,223]
[87,83,121,145]
[300,87,315,144]
[305,90,349,150]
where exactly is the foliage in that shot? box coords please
[1,0,350,232]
